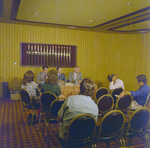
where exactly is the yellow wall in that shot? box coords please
[0,22,150,97]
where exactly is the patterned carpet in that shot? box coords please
[0,98,149,148]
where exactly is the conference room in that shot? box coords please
[0,0,150,147]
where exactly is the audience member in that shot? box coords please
[57,78,98,140]
[119,74,150,110]
[36,66,48,85]
[57,67,67,84]
[69,66,83,84]
[107,74,124,90]
[21,70,40,104]
[40,69,61,97]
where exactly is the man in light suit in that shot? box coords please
[36,66,48,85]
[69,66,83,84]
[57,67,67,84]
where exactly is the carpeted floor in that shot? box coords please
[0,98,148,148]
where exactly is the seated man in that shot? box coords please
[57,67,67,84]
[119,74,150,110]
[107,74,124,90]
[57,78,98,140]
[69,66,83,84]
[36,66,48,86]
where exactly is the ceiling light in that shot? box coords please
[89,20,93,22]
[68,26,76,29]
[34,13,38,15]
[126,3,132,6]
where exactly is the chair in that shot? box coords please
[144,93,150,109]
[20,89,40,126]
[95,87,109,102]
[111,87,124,104]
[115,94,132,118]
[40,91,65,148]
[123,107,150,148]
[95,110,125,148]
[97,94,114,117]
[57,114,97,148]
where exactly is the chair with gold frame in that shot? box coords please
[144,93,150,109]
[20,89,40,126]
[123,107,150,148]
[95,110,125,148]
[94,87,109,102]
[40,91,65,148]
[111,87,124,104]
[56,114,97,148]
[97,94,114,117]
[115,94,132,118]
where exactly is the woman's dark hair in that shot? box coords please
[136,74,147,84]
[22,70,34,85]
[80,78,95,97]
[107,74,116,82]
[45,69,58,84]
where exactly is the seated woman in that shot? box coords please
[107,74,124,91]
[40,69,61,97]
[57,78,98,140]
[21,70,40,104]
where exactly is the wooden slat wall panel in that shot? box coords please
[0,22,150,92]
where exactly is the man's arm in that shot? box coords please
[119,91,131,98]
[36,73,43,85]
[79,72,83,80]
[61,73,67,82]
[69,72,74,82]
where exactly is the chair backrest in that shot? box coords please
[40,91,57,111]
[66,114,96,148]
[144,93,150,109]
[50,98,65,118]
[97,110,125,142]
[111,87,124,103]
[95,87,109,101]
[97,94,114,114]
[126,107,150,136]
[20,89,31,105]
[115,94,132,112]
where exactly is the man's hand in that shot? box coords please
[57,116,62,122]
[112,76,116,82]
[78,80,82,84]
[119,91,125,98]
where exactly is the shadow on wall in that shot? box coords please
[10,77,22,90]
[0,76,3,98]
[97,80,109,89]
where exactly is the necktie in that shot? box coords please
[44,74,46,79]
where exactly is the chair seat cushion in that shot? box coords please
[25,102,40,109]
[43,113,58,124]
[94,126,120,142]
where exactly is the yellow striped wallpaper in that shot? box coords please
[0,22,150,97]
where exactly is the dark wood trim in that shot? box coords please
[93,6,150,28]
[11,0,21,20]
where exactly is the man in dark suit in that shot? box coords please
[36,66,48,85]
[69,66,83,84]
[57,67,67,84]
